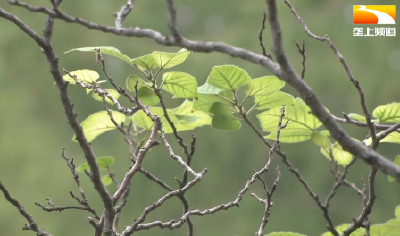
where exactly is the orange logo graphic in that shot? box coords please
[353,5,396,24]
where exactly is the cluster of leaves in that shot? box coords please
[322,205,400,236]
[63,47,400,236]
[63,47,400,185]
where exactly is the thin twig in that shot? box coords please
[114,0,134,28]
[0,181,52,235]
[293,38,306,79]
[258,12,272,60]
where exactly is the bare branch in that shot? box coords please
[0,181,52,236]
[166,0,181,40]
[258,12,272,60]
[343,167,377,236]
[293,38,306,79]
[114,0,134,28]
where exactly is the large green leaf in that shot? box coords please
[369,223,396,236]
[373,103,400,123]
[131,53,157,69]
[137,87,160,106]
[246,76,284,97]
[388,155,400,182]
[255,91,295,110]
[258,98,322,143]
[264,232,306,236]
[209,102,241,130]
[207,65,251,91]
[126,75,150,91]
[63,69,99,84]
[65,46,132,65]
[320,141,353,166]
[193,94,232,113]
[162,71,197,98]
[92,89,120,105]
[153,48,190,69]
[72,111,125,142]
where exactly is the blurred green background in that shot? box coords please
[1,1,399,236]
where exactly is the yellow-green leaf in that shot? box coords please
[255,91,295,110]
[311,131,331,148]
[320,141,353,166]
[373,103,400,123]
[153,48,189,69]
[162,71,197,98]
[131,53,157,69]
[72,110,125,142]
[63,69,99,84]
[126,75,150,91]
[257,98,322,143]
[246,76,284,97]
[207,65,251,91]
[137,87,160,106]
[388,155,400,182]
[101,175,113,186]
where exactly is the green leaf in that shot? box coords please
[193,94,232,113]
[321,223,364,236]
[162,71,197,98]
[73,110,126,142]
[126,75,150,91]
[197,82,224,95]
[396,205,400,219]
[386,219,400,230]
[63,70,99,84]
[320,130,330,136]
[153,48,190,69]
[76,163,90,172]
[101,175,113,186]
[264,232,306,236]
[311,131,331,148]
[131,53,157,69]
[321,141,353,166]
[96,156,114,168]
[246,76,284,97]
[255,91,295,110]
[373,103,400,123]
[92,89,120,105]
[258,98,322,143]
[168,100,211,132]
[388,155,400,182]
[369,223,396,236]
[65,46,132,65]
[364,131,400,147]
[209,102,241,130]
[207,65,251,91]
[137,86,160,106]
[133,104,210,133]
[133,107,178,132]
